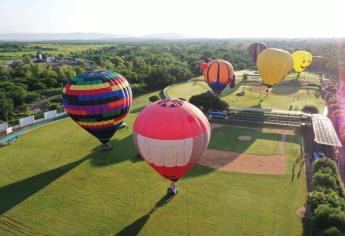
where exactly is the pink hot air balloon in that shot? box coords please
[133,98,210,194]
[199,63,208,71]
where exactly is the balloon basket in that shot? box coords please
[167,181,179,195]
[102,143,113,151]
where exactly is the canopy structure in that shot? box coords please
[312,115,342,147]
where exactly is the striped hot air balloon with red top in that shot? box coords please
[63,70,132,146]
[133,99,210,182]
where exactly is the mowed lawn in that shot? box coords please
[166,73,324,112]
[0,92,307,235]
[0,43,109,62]
[209,126,284,155]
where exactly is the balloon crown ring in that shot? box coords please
[158,99,184,108]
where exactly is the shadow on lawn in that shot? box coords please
[0,133,142,214]
[115,192,176,236]
[89,134,143,167]
[0,155,89,214]
[271,79,300,96]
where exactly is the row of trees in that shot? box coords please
[0,63,82,123]
[324,83,345,145]
[2,39,345,123]
[308,158,345,235]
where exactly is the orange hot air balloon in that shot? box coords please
[203,60,234,95]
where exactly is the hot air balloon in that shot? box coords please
[247,43,267,62]
[292,50,312,73]
[257,48,293,86]
[228,74,236,88]
[199,63,208,71]
[63,70,132,150]
[133,98,210,194]
[203,59,234,95]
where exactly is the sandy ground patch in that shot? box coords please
[199,149,285,175]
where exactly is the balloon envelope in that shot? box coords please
[63,70,132,144]
[133,99,210,181]
[199,63,208,71]
[248,43,267,62]
[204,59,234,95]
[257,48,293,86]
[292,50,312,73]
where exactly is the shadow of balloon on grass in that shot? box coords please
[115,192,176,236]
[0,132,142,215]
[89,134,141,167]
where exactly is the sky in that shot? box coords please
[1,0,345,38]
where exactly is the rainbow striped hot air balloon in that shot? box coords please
[133,98,210,194]
[63,71,132,149]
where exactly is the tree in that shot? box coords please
[189,91,228,112]
[149,95,160,102]
[312,171,338,193]
[0,93,14,121]
[313,204,345,233]
[313,158,338,175]
[301,105,319,114]
[308,191,345,212]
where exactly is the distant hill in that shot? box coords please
[0,33,132,41]
[0,32,189,42]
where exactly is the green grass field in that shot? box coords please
[166,72,324,113]
[0,92,307,235]
[0,44,109,62]
[209,126,283,155]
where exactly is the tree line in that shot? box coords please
[1,39,345,123]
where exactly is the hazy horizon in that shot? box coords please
[1,0,345,38]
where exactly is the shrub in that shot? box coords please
[149,95,160,102]
[308,191,345,212]
[312,158,344,197]
[313,158,338,175]
[319,227,343,236]
[301,105,319,114]
[189,91,228,112]
[312,171,338,193]
[23,92,39,103]
[313,204,345,233]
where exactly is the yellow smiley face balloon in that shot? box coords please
[292,51,312,73]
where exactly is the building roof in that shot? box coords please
[312,115,342,147]
[228,106,303,115]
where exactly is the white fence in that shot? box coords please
[44,110,57,120]
[1,109,67,135]
[0,122,8,132]
[6,127,12,134]
[19,116,35,127]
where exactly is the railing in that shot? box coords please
[0,109,67,143]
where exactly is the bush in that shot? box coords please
[313,158,338,175]
[39,88,62,96]
[313,204,345,233]
[189,91,228,112]
[131,83,148,96]
[313,158,344,197]
[308,191,345,212]
[319,227,343,236]
[312,171,338,193]
[149,95,160,102]
[301,105,319,114]
[23,92,39,103]
[49,96,62,104]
